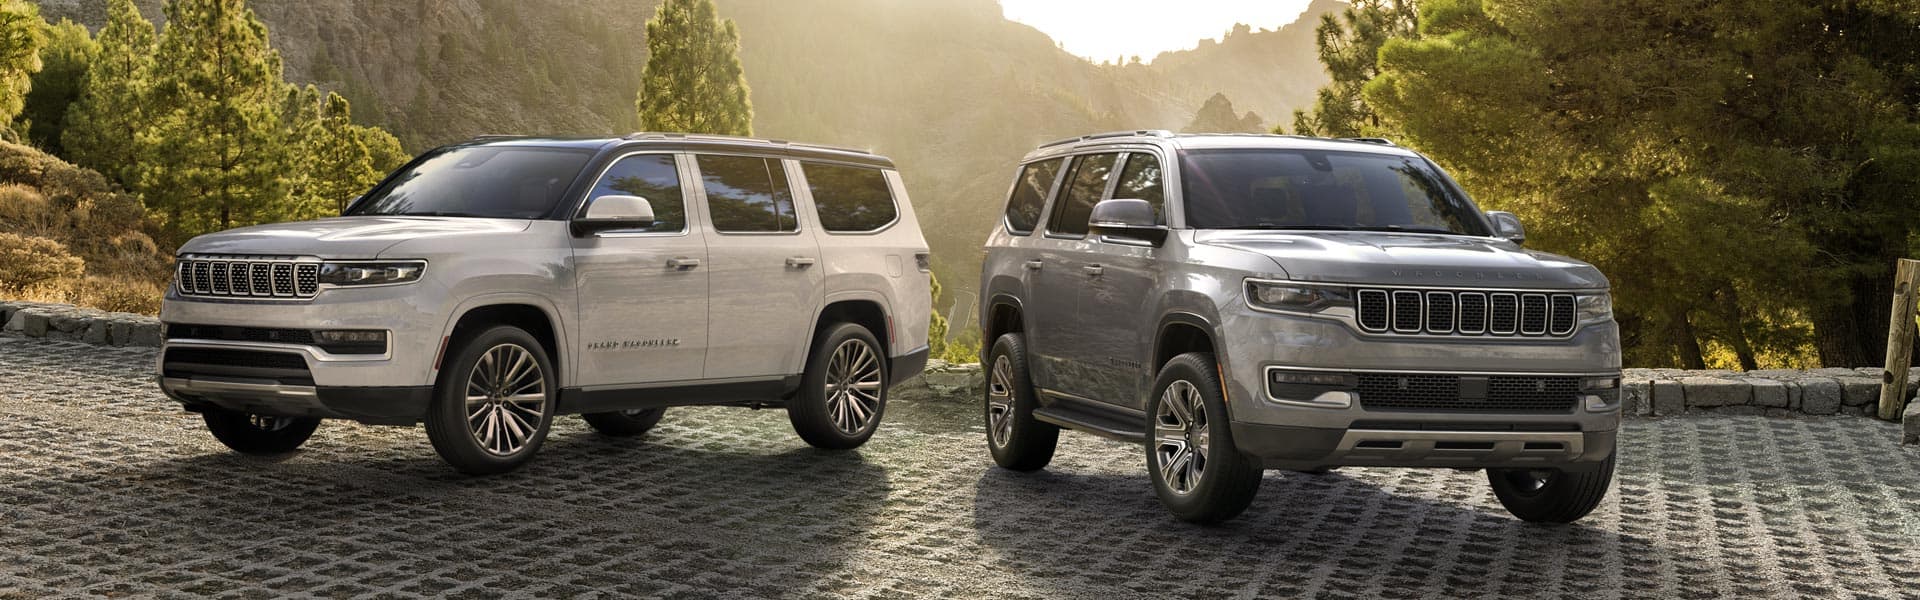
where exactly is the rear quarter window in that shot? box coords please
[1004,158,1063,235]
[804,162,898,232]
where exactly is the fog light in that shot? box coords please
[1271,370,1356,387]
[314,330,387,354]
[1580,376,1620,391]
[1267,369,1355,408]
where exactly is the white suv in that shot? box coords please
[157,134,933,474]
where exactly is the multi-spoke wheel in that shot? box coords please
[983,333,1057,471]
[202,407,321,455]
[582,407,666,437]
[425,325,555,474]
[790,323,888,450]
[1145,352,1262,524]
[1488,450,1615,523]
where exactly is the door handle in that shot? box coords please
[1083,264,1104,277]
[667,257,701,270]
[1024,260,1044,271]
[786,256,817,269]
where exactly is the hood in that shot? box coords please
[177,217,535,259]
[1195,230,1608,289]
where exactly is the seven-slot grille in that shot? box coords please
[1356,288,1576,337]
[1356,373,1581,413]
[176,257,319,299]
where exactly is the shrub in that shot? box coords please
[0,232,84,290]
[75,275,161,315]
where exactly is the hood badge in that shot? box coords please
[1392,269,1544,282]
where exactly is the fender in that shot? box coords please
[436,292,573,387]
[803,289,895,359]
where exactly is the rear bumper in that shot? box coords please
[1231,421,1617,472]
[890,345,930,385]
[160,376,432,425]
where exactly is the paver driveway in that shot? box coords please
[2,336,1918,599]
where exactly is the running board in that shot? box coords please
[1032,394,1147,443]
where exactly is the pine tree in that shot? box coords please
[139,0,290,242]
[0,0,46,134]
[21,19,95,155]
[62,0,155,187]
[1288,0,1417,138]
[635,0,753,136]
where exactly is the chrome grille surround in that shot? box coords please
[1356,287,1578,338]
[174,256,322,301]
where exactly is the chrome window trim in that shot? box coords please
[572,150,694,237]
[798,161,901,236]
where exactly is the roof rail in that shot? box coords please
[1341,137,1396,146]
[622,132,874,155]
[1037,129,1175,149]
[468,134,526,141]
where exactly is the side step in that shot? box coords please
[1033,395,1148,443]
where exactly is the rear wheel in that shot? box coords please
[424,326,556,475]
[1146,352,1263,524]
[1487,452,1615,523]
[983,333,1057,471]
[583,408,666,437]
[203,409,320,455]
[789,323,887,450]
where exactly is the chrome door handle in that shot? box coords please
[1083,265,1104,277]
[786,256,817,269]
[1024,260,1044,271]
[667,257,701,270]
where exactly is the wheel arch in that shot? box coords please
[808,295,894,369]
[438,294,570,387]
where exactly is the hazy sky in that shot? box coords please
[1000,0,1317,64]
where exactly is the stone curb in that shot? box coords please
[0,300,161,347]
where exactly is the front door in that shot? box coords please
[1080,151,1167,409]
[693,154,825,380]
[571,152,710,387]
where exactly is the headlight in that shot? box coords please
[1576,293,1612,322]
[1247,280,1351,314]
[317,261,425,286]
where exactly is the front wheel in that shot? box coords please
[789,323,887,450]
[1487,452,1615,523]
[203,409,320,455]
[1146,352,1263,525]
[424,326,557,475]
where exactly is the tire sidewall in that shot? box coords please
[429,325,556,472]
[202,409,321,455]
[984,333,1057,469]
[793,323,887,447]
[1145,353,1260,520]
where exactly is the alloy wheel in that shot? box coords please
[823,338,883,435]
[1154,380,1210,495]
[986,354,1015,447]
[247,414,294,432]
[464,343,547,456]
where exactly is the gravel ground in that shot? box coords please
[2,336,1918,599]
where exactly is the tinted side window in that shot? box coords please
[805,162,897,232]
[1005,158,1063,234]
[585,154,685,232]
[698,155,796,233]
[1047,153,1119,237]
[1114,152,1166,225]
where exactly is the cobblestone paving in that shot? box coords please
[2,336,1919,599]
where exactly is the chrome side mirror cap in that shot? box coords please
[574,195,656,236]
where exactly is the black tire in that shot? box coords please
[424,325,557,475]
[582,408,666,437]
[983,333,1058,471]
[1146,352,1263,525]
[789,323,887,450]
[202,409,321,455]
[1487,451,1615,523]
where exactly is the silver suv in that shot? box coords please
[158,134,932,474]
[978,131,1620,524]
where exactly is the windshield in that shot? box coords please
[347,146,594,219]
[1180,149,1492,235]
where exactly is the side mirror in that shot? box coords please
[1486,210,1526,244]
[573,195,656,236]
[1089,198,1168,246]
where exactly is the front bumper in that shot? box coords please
[1231,422,1616,471]
[160,376,432,425]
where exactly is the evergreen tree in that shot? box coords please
[635,0,753,136]
[139,0,290,242]
[62,0,155,187]
[21,19,95,155]
[0,0,46,134]
[1288,0,1417,138]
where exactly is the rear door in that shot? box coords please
[570,152,710,387]
[1027,151,1120,399]
[693,154,826,380]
